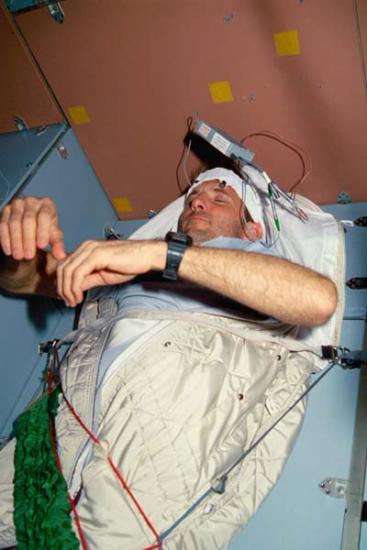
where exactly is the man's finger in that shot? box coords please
[8,200,25,259]
[50,228,66,261]
[36,202,57,249]
[57,244,94,305]
[0,206,11,256]
[22,206,38,260]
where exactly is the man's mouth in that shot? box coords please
[187,215,209,223]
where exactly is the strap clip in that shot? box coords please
[38,338,60,355]
[321,346,367,369]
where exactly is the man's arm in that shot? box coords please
[1,196,336,326]
[55,239,337,327]
[179,246,337,327]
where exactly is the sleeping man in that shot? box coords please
[0,167,337,549]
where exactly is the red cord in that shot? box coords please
[107,456,162,547]
[47,352,89,550]
[62,393,99,444]
[50,355,162,548]
[49,414,89,549]
[67,493,89,550]
[241,130,312,193]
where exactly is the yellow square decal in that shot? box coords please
[274,30,301,56]
[68,105,91,125]
[208,80,234,104]
[113,197,133,213]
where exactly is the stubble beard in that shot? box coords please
[178,215,214,245]
[178,217,244,245]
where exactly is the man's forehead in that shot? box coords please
[191,179,239,196]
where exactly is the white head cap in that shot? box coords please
[187,167,264,233]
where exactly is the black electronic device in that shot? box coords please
[163,232,193,280]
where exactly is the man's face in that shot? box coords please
[178,180,246,244]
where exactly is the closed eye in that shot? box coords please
[213,192,230,204]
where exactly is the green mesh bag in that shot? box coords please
[13,386,80,549]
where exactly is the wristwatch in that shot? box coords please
[163,232,193,280]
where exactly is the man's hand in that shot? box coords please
[0,196,66,296]
[0,196,66,261]
[57,239,167,307]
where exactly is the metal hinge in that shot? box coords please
[14,115,28,132]
[56,140,68,159]
[319,478,348,498]
[104,226,122,240]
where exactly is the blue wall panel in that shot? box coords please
[0,128,118,441]
[24,128,118,249]
[0,124,66,208]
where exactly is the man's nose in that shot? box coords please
[190,194,207,211]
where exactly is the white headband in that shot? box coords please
[187,168,264,229]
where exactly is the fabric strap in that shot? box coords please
[13,387,79,550]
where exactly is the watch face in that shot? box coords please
[166,232,193,245]
[163,231,192,280]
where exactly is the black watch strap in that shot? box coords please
[163,232,192,280]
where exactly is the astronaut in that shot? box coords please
[0,168,337,549]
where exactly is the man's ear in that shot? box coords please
[242,222,263,241]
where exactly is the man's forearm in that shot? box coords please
[51,238,338,323]
[178,246,337,327]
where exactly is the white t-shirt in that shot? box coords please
[90,236,284,400]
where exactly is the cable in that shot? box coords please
[241,130,312,194]
[44,345,163,549]
[182,137,192,190]
[239,168,280,249]
[60,377,162,548]
[175,116,194,194]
